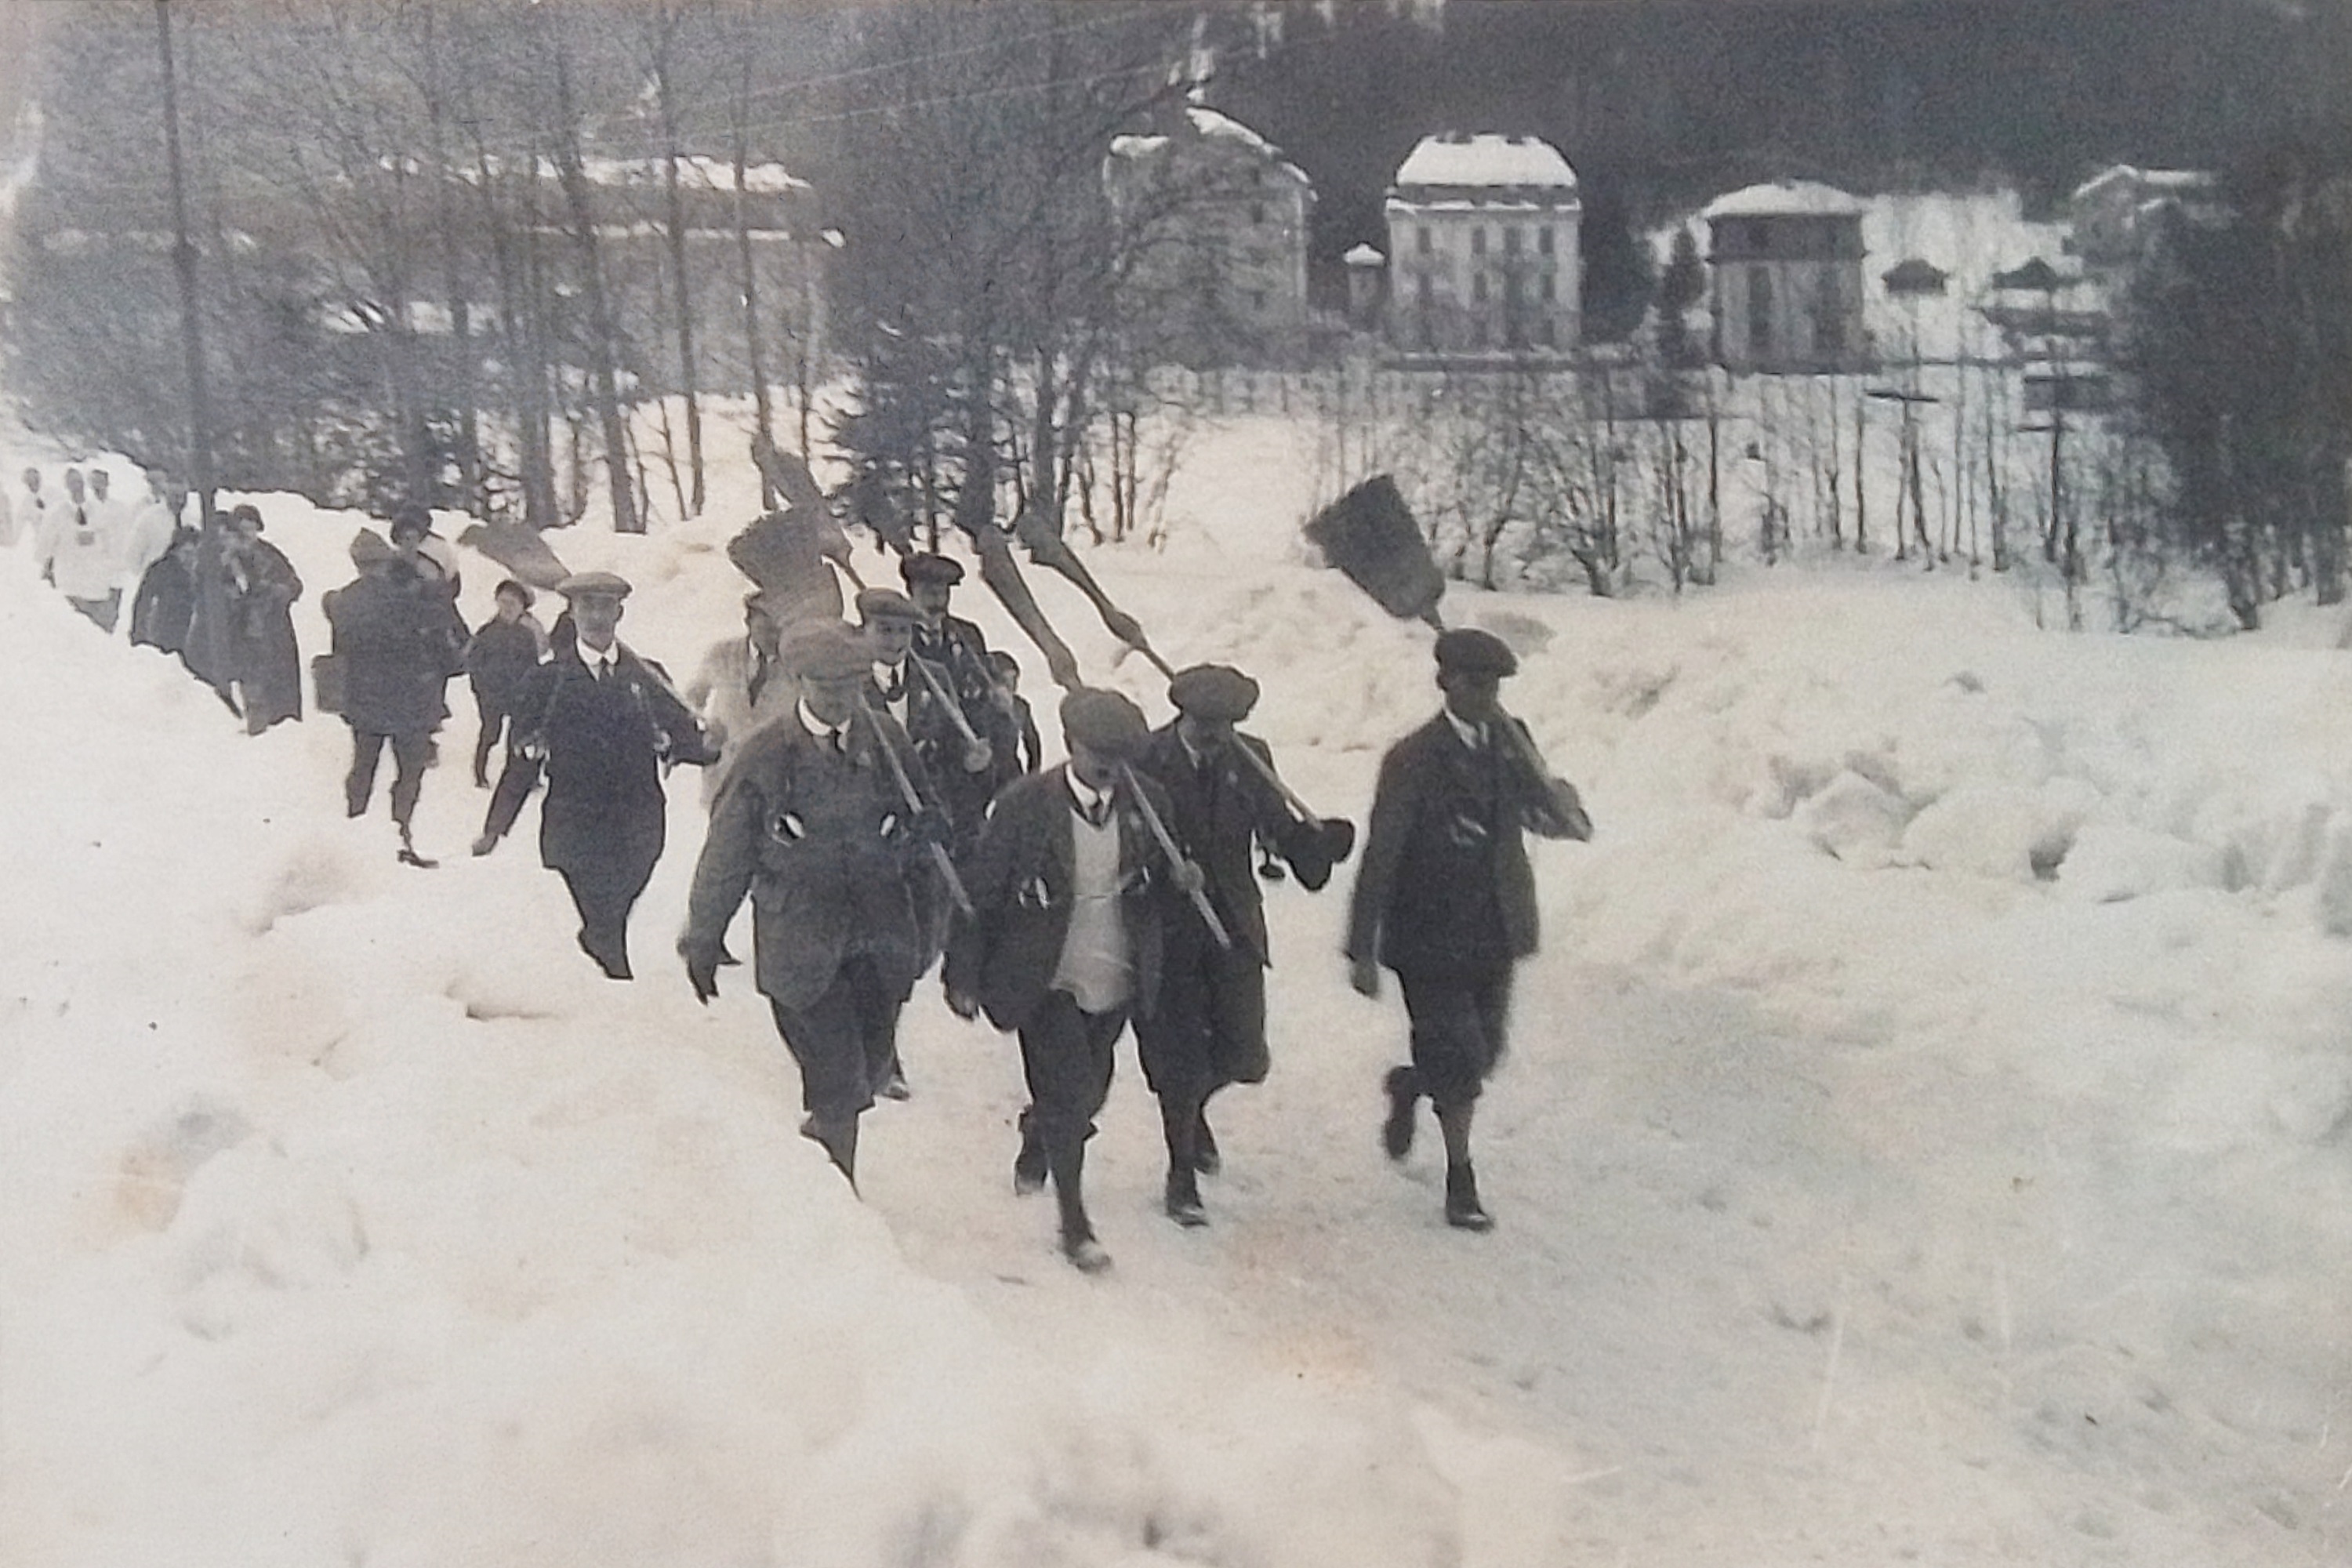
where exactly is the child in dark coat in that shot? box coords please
[465,579,547,787]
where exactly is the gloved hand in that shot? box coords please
[1278,815,1357,891]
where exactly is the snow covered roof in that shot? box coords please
[2071,163,2216,205]
[1111,106,1308,187]
[1704,180,1867,220]
[1343,242,1386,267]
[577,155,809,195]
[1393,134,1577,192]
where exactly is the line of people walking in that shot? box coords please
[33,476,1595,1274]
[456,543,1591,1276]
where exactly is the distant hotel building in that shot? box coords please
[1105,104,1315,365]
[1704,180,1871,374]
[1383,133,1581,358]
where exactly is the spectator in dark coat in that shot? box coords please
[129,527,202,661]
[899,554,1022,849]
[944,688,1198,1275]
[1130,663,1356,1225]
[986,650,1043,782]
[466,579,547,787]
[216,504,304,734]
[1345,629,1591,1232]
[474,572,717,980]
[679,619,943,1186]
[327,528,469,864]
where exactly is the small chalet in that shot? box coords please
[1704,180,1870,374]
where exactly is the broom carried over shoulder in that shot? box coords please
[1305,475,1591,841]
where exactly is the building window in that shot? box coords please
[1250,202,1265,226]
[1504,225,1522,256]
[1250,289,1269,314]
[1541,272,1555,303]
[1417,225,1432,255]
[1539,226,1555,257]
[1417,273,1432,306]
[1749,267,1774,357]
[1472,272,1488,303]
[1537,316,1555,347]
[1472,227,1486,256]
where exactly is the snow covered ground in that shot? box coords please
[3,408,2350,1566]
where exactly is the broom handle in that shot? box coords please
[907,652,985,749]
[1116,763,1232,951]
[1227,737,1326,830]
[854,696,974,920]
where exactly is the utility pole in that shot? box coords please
[156,0,214,522]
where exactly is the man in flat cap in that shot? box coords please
[679,619,946,1185]
[944,687,1203,1273]
[1345,628,1592,1232]
[1131,663,1356,1226]
[900,551,1017,795]
[861,582,1006,850]
[474,571,718,980]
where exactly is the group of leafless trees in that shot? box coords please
[6,0,1290,550]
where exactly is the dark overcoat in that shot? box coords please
[1345,713,1581,978]
[129,552,197,656]
[681,706,935,1011]
[485,644,716,874]
[1134,724,1323,967]
[223,539,305,729]
[327,569,468,735]
[944,764,1176,1033]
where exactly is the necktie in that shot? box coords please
[878,670,905,704]
[1084,797,1111,829]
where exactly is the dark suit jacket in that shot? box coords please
[1135,724,1328,967]
[944,764,1176,1032]
[1345,713,1582,977]
[681,705,933,1011]
[484,644,716,870]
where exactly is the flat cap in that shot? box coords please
[1059,687,1151,761]
[777,619,871,682]
[855,586,922,622]
[1434,627,1518,680]
[554,570,632,601]
[899,552,965,587]
[1167,662,1261,722]
[348,526,394,568]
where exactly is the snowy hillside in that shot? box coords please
[3,408,2350,1566]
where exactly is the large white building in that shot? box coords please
[1105,104,1315,365]
[1704,180,1871,374]
[1382,132,1581,357]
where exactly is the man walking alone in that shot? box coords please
[1345,630,1590,1232]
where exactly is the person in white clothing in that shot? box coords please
[14,467,48,557]
[43,467,129,631]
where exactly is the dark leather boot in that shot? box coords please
[1444,1162,1494,1232]
[1163,1166,1208,1229]
[1011,1110,1047,1196]
[1381,1066,1420,1160]
[1051,1142,1110,1272]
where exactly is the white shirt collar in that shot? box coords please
[797,698,849,745]
[1065,768,1113,817]
[1443,706,1485,751]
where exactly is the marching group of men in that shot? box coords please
[463,547,1592,1275]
